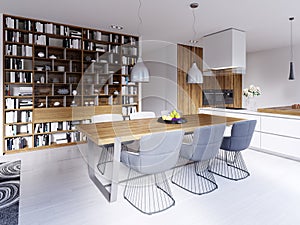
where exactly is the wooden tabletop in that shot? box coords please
[76,114,244,146]
[257,106,300,116]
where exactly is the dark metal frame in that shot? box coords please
[171,159,218,195]
[209,149,250,181]
[123,169,175,215]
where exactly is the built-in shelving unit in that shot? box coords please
[2,14,139,154]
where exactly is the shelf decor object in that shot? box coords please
[130,0,149,82]
[288,17,295,80]
[187,3,203,84]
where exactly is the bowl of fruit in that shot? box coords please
[158,109,187,124]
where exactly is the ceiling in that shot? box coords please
[1,0,300,53]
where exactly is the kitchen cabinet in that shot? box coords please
[203,28,246,70]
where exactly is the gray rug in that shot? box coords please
[0,160,21,225]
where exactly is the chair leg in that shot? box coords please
[96,145,113,175]
[96,143,133,174]
[123,169,175,215]
[171,160,218,195]
[209,150,250,181]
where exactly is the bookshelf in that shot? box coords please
[2,14,139,154]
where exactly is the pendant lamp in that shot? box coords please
[131,57,149,82]
[289,17,295,80]
[130,0,149,82]
[187,3,203,84]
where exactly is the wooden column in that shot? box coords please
[177,44,203,115]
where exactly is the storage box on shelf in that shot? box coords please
[2,14,139,154]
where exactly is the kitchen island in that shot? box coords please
[199,107,300,161]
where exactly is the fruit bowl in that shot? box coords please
[158,109,186,124]
[157,117,187,124]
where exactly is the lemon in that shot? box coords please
[166,116,172,121]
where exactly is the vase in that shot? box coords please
[245,97,257,111]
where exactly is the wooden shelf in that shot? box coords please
[5,108,33,111]
[4,141,86,155]
[5,122,32,125]
[5,55,32,59]
[4,27,33,33]
[5,69,33,72]
[2,14,139,154]
[5,133,33,138]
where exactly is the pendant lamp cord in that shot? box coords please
[290,18,294,62]
[137,0,142,37]
[192,7,196,62]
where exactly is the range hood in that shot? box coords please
[203,28,246,72]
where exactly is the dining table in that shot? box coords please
[76,113,244,202]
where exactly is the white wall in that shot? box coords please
[245,44,300,108]
[141,41,177,116]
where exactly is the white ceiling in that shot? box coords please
[1,0,300,53]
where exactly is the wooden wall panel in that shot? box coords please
[233,74,242,108]
[203,70,242,108]
[33,105,122,123]
[177,44,203,115]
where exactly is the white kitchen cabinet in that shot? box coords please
[261,133,300,159]
[203,28,246,70]
[261,116,300,139]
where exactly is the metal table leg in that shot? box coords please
[87,137,121,202]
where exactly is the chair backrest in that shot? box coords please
[189,124,226,161]
[137,130,185,174]
[91,114,123,123]
[129,111,156,120]
[224,120,257,151]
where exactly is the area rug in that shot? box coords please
[0,160,21,225]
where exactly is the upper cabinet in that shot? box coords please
[203,28,246,72]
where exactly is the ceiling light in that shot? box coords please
[288,17,295,80]
[187,2,203,84]
[110,24,123,30]
[131,0,150,82]
[189,40,198,44]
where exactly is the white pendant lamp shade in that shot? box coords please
[187,62,203,83]
[131,57,150,82]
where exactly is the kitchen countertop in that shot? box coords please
[257,106,300,116]
[199,107,300,120]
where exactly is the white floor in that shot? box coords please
[1,144,300,225]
